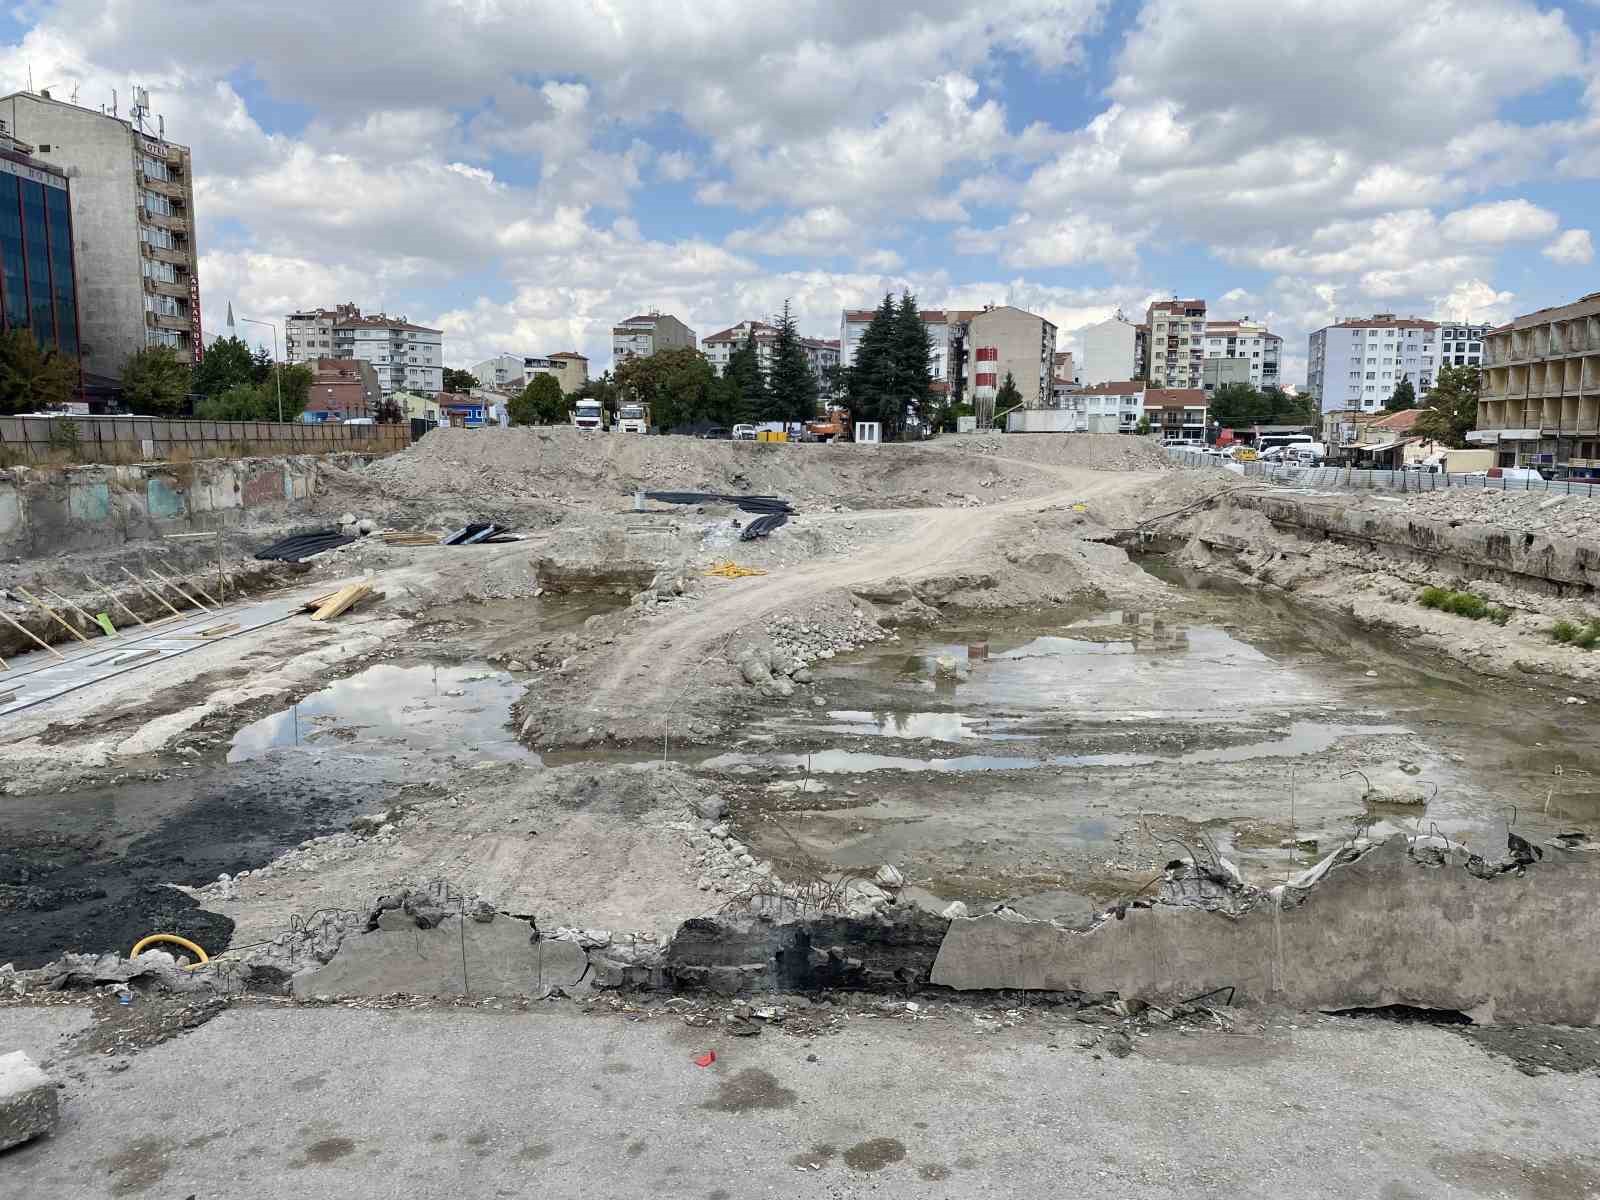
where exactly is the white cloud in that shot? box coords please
[1543,228,1595,265]
[726,206,858,256]
[956,212,1134,269]
[1432,279,1516,324]
[1439,199,1559,243]
[857,249,905,272]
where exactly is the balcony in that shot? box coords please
[137,172,184,200]
[140,208,189,232]
[140,241,189,266]
[144,311,189,332]
[142,276,188,299]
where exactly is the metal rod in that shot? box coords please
[142,562,211,613]
[12,586,92,643]
[85,574,148,628]
[42,585,116,638]
[0,605,66,659]
[119,566,185,619]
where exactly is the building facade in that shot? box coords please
[1142,388,1209,441]
[1307,314,1442,413]
[524,352,589,396]
[1473,292,1600,473]
[302,357,382,422]
[1439,322,1490,368]
[612,311,696,365]
[471,353,525,390]
[332,311,442,397]
[962,305,1058,422]
[1203,319,1280,388]
[0,125,80,364]
[1201,357,1254,392]
[1,90,199,377]
[286,304,351,366]
[839,309,954,389]
[1077,314,1139,387]
[1145,299,1207,389]
[1072,381,1144,432]
[706,319,839,384]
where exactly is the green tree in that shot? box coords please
[1414,364,1480,448]
[442,367,478,393]
[0,328,77,414]
[121,346,190,415]
[249,344,274,385]
[710,335,761,429]
[196,383,267,421]
[1384,378,1417,412]
[994,371,1023,416]
[766,300,819,426]
[510,373,567,425]
[845,293,898,432]
[614,346,716,431]
[891,291,932,431]
[190,335,254,398]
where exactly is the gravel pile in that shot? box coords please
[1388,488,1600,540]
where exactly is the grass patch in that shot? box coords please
[1419,587,1510,624]
[1552,617,1600,649]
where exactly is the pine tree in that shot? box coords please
[891,291,932,437]
[995,372,1023,415]
[767,300,818,426]
[846,293,897,431]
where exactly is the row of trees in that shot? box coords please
[116,336,317,420]
[1209,381,1321,429]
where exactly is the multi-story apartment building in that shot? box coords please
[286,303,354,365]
[1143,388,1209,441]
[963,304,1057,424]
[1439,322,1491,368]
[1077,313,1139,387]
[1,89,198,377]
[0,123,81,363]
[1307,315,1442,413]
[471,353,525,390]
[1145,299,1207,389]
[1201,357,1253,392]
[1473,292,1600,473]
[332,310,442,397]
[1203,319,1280,388]
[612,311,696,365]
[704,320,839,384]
[524,352,589,396]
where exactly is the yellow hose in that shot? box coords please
[129,933,210,970]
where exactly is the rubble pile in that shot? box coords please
[1397,486,1600,540]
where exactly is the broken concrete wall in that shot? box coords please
[932,839,1600,1025]
[0,454,343,560]
[1220,491,1600,596]
[663,908,949,996]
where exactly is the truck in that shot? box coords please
[571,398,608,432]
[617,401,649,434]
[806,406,850,442]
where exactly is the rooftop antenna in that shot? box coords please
[130,85,149,133]
[110,88,118,118]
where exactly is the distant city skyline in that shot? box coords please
[2,0,1594,384]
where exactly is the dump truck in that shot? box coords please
[571,398,608,432]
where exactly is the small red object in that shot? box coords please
[694,1051,716,1068]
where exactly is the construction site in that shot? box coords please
[4,429,1600,1197]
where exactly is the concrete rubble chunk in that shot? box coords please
[0,1051,59,1151]
[874,865,905,891]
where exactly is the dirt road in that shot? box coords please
[584,464,1157,729]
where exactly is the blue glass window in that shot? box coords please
[0,174,25,331]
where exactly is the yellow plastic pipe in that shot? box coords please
[129,933,210,970]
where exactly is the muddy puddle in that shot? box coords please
[719,565,1600,913]
[229,663,533,763]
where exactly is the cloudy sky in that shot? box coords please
[3,0,1596,381]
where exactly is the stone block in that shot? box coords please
[0,1051,59,1151]
[290,916,587,1000]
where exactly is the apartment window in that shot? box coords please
[1367,357,1377,365]
[1366,372,1376,380]
[143,294,183,316]
[140,156,169,181]
[141,189,171,216]
[141,259,176,283]
[145,328,180,348]
[139,225,174,249]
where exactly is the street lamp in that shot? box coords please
[236,316,283,422]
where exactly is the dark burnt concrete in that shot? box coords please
[932,838,1600,1025]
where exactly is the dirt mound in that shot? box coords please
[943,432,1176,474]
[350,428,1075,517]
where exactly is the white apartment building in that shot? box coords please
[704,320,839,383]
[286,305,344,365]
[839,308,954,387]
[964,305,1058,422]
[1202,319,1281,388]
[612,311,696,365]
[1077,313,1140,387]
[1439,323,1491,368]
[1146,299,1208,389]
[331,310,443,397]
[1072,381,1145,433]
[471,353,525,390]
[1307,314,1445,413]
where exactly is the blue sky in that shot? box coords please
[0,0,1596,378]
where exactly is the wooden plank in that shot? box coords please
[85,574,148,627]
[13,587,93,643]
[309,583,371,621]
[198,622,240,638]
[43,585,116,639]
[119,567,186,619]
[143,563,212,613]
[0,606,66,659]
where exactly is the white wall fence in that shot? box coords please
[1164,446,1600,498]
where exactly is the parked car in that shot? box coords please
[732,424,757,440]
[701,426,732,440]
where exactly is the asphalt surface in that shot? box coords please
[5,1003,1600,1198]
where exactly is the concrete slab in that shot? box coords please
[0,1051,58,1151]
[0,1007,92,1064]
[290,917,587,999]
[931,838,1600,1024]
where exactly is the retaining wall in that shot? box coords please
[0,414,408,464]
[0,454,349,559]
[1218,490,1600,596]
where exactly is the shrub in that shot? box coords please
[1575,625,1600,651]
[1445,592,1489,620]
[1487,606,1511,626]
[1419,587,1507,623]
[1418,586,1450,610]
[1552,620,1579,644]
